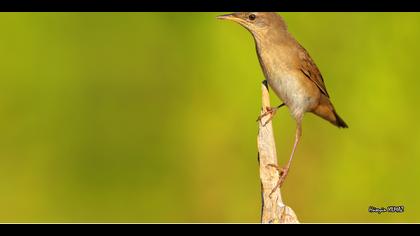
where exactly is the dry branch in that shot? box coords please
[257,81,299,224]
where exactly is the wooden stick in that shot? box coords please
[257,81,299,224]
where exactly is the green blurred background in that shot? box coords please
[0,12,418,223]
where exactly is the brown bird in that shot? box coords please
[217,12,348,188]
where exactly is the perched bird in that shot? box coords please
[217,12,348,188]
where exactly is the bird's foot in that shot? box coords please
[257,105,282,126]
[266,164,289,197]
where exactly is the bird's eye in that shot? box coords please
[248,14,256,21]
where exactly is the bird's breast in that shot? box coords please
[268,73,301,104]
[268,72,318,118]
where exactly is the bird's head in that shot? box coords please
[216,12,287,36]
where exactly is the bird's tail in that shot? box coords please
[332,110,348,128]
[313,99,348,128]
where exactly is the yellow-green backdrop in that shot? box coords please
[0,12,418,223]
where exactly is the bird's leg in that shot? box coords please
[256,103,285,125]
[267,120,302,196]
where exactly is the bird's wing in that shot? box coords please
[296,43,330,98]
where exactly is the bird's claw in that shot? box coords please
[257,106,277,126]
[257,104,285,126]
[266,164,289,197]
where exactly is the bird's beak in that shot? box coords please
[216,13,241,23]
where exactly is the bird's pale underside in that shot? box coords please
[217,12,348,188]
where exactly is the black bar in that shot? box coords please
[0,0,418,12]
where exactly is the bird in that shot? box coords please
[217,12,348,189]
